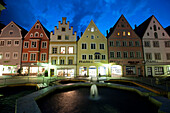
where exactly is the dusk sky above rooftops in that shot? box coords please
[0,0,170,36]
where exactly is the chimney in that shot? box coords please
[81,32,83,36]
[62,17,66,24]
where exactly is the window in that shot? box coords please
[91,35,94,39]
[60,59,64,65]
[128,32,130,36]
[166,53,170,60]
[52,60,56,65]
[155,53,161,60]
[162,33,165,36]
[13,52,18,59]
[0,53,3,59]
[22,53,28,61]
[91,43,96,49]
[34,32,39,37]
[42,42,47,48]
[31,41,37,48]
[60,47,66,54]
[102,55,106,60]
[147,32,149,36]
[35,24,39,29]
[89,55,93,60]
[0,40,5,46]
[52,47,57,54]
[9,30,13,35]
[153,21,155,23]
[110,52,114,58]
[167,67,170,75]
[82,55,86,60]
[129,41,133,47]
[153,41,159,47]
[130,52,134,58]
[97,36,99,38]
[58,36,61,40]
[123,31,125,36]
[136,52,141,58]
[109,41,114,47]
[40,33,43,37]
[117,32,120,36]
[150,27,152,30]
[154,32,158,39]
[82,43,87,49]
[116,41,120,46]
[91,27,94,32]
[7,40,12,46]
[68,59,73,65]
[123,41,127,46]
[30,53,36,61]
[68,47,73,54]
[146,53,152,60]
[155,67,164,75]
[123,52,128,58]
[158,27,160,30]
[95,54,100,59]
[5,53,10,59]
[65,35,69,40]
[100,44,104,49]
[135,41,140,46]
[41,53,46,61]
[126,66,136,75]
[144,41,150,47]
[24,42,29,48]
[62,27,65,31]
[121,24,125,27]
[153,25,157,31]
[14,40,19,46]
[117,52,121,58]
[30,33,33,37]
[11,24,13,27]
[165,41,170,47]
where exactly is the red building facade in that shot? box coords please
[107,15,144,77]
[22,20,50,75]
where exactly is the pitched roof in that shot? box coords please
[41,23,50,39]
[134,15,153,38]
[15,23,28,38]
[165,26,170,36]
[0,22,5,33]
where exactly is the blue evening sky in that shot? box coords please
[0,0,170,36]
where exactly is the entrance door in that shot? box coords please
[50,69,54,77]
[89,66,96,77]
[147,67,152,76]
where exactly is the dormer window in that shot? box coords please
[91,27,94,32]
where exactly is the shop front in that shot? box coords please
[110,65,122,77]
[57,68,74,77]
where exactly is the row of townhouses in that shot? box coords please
[0,15,170,77]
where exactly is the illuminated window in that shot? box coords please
[22,53,28,61]
[24,42,29,48]
[91,27,94,32]
[146,53,152,60]
[0,53,3,59]
[128,32,130,36]
[126,66,136,75]
[155,67,164,75]
[68,47,73,54]
[117,32,120,36]
[60,47,65,54]
[123,31,125,36]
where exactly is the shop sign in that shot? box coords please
[79,60,93,63]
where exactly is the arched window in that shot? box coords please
[40,33,43,37]
[35,32,39,37]
[153,25,157,31]
[35,24,39,29]
[154,32,158,39]
[30,33,33,37]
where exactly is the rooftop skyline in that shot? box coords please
[0,0,170,36]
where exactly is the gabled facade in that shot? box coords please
[77,20,108,77]
[107,15,144,77]
[22,20,50,75]
[135,15,170,77]
[49,17,77,77]
[0,21,27,75]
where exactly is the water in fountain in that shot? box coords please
[90,84,100,100]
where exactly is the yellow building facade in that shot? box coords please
[77,20,108,77]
